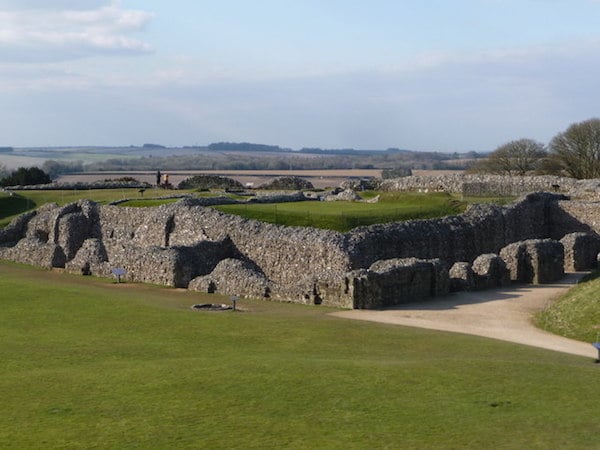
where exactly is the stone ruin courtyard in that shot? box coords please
[2,174,600,309]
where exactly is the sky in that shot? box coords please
[1,0,600,152]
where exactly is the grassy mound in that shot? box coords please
[536,272,600,342]
[0,261,597,448]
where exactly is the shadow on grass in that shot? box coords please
[0,194,37,227]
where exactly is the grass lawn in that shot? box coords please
[214,192,468,231]
[0,261,597,449]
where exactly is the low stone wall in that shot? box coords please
[499,239,564,284]
[345,258,448,309]
[560,232,600,271]
[379,174,600,199]
[346,193,560,268]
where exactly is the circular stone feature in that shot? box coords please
[191,303,233,311]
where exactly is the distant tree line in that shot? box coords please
[469,118,600,179]
[207,142,288,153]
[42,160,84,179]
[84,149,480,173]
[0,167,51,186]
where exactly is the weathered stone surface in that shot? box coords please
[348,258,449,309]
[472,253,510,289]
[449,262,474,292]
[500,239,564,284]
[346,193,561,268]
[379,173,600,199]
[324,189,361,202]
[560,232,600,271]
[65,238,110,276]
[0,210,37,246]
[188,258,270,298]
[0,237,65,269]
[258,176,314,190]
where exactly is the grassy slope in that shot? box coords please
[536,272,600,342]
[0,261,597,449]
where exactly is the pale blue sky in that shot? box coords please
[1,0,600,151]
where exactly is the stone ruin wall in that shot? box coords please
[379,174,600,199]
[345,193,554,268]
[0,198,353,306]
[2,183,600,309]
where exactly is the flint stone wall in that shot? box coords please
[449,262,474,292]
[560,232,600,271]
[552,201,600,237]
[188,258,271,298]
[472,254,510,289]
[499,239,564,284]
[1,190,598,308]
[346,193,560,268]
[345,258,449,309]
[0,237,66,269]
[65,238,110,276]
[379,174,600,198]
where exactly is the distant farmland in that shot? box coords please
[57,169,383,189]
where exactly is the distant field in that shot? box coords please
[57,169,384,190]
[0,260,597,449]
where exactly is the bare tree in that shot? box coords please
[469,138,546,175]
[549,118,600,179]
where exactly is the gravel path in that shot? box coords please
[332,273,597,359]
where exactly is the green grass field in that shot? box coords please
[0,260,598,449]
[214,192,467,231]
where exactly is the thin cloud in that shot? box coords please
[0,1,154,62]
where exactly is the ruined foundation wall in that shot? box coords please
[346,193,559,269]
[379,174,600,198]
[98,202,353,304]
[2,190,600,309]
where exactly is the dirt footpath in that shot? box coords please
[332,273,598,359]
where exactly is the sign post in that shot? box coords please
[111,268,126,283]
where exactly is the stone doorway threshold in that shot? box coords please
[331,273,597,359]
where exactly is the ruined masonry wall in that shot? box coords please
[345,193,557,268]
[379,174,600,198]
[2,191,600,308]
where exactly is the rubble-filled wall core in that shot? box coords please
[1,188,600,309]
